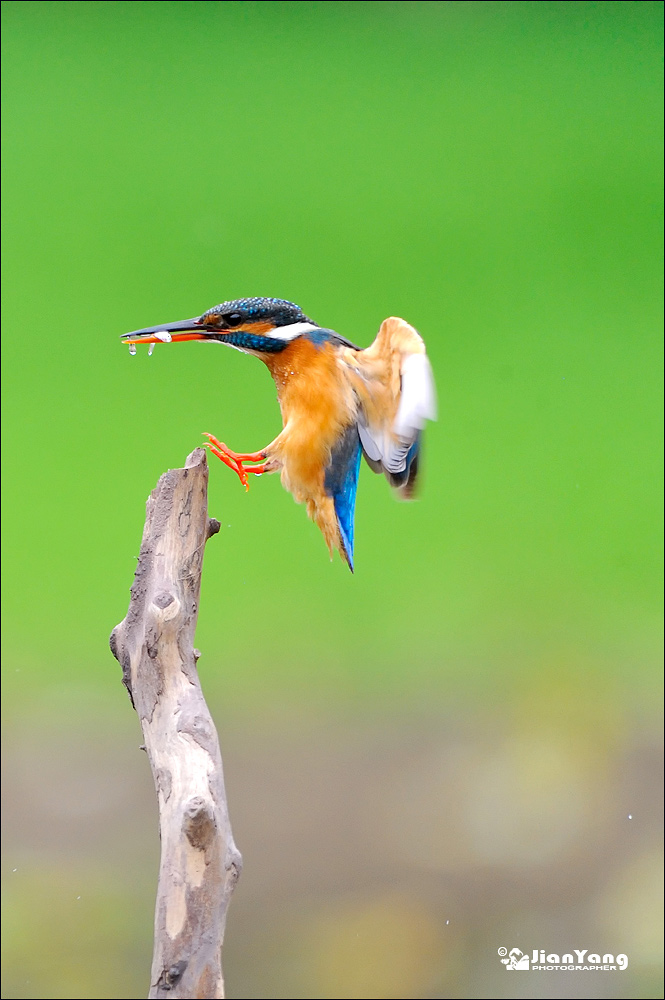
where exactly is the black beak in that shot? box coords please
[121,317,215,345]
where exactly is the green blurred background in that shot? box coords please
[1,1,662,997]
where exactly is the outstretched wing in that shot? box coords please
[354,317,436,497]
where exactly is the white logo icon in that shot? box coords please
[498,947,530,970]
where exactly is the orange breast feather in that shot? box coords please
[264,339,356,496]
[262,339,358,560]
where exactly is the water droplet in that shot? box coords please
[128,344,137,356]
[155,330,172,343]
[628,814,633,820]
[446,919,450,925]
[148,343,155,357]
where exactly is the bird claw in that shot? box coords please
[203,433,267,491]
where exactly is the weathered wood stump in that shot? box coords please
[110,448,241,999]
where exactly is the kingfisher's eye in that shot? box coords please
[224,312,243,327]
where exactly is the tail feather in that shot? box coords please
[361,436,421,499]
[324,425,362,572]
[387,440,420,499]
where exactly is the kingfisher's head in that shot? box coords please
[121,297,318,354]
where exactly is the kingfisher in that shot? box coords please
[121,297,436,571]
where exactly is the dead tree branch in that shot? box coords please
[110,447,241,999]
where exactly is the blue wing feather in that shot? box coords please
[324,425,362,571]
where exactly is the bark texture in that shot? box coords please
[110,448,241,999]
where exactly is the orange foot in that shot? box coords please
[203,433,268,491]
